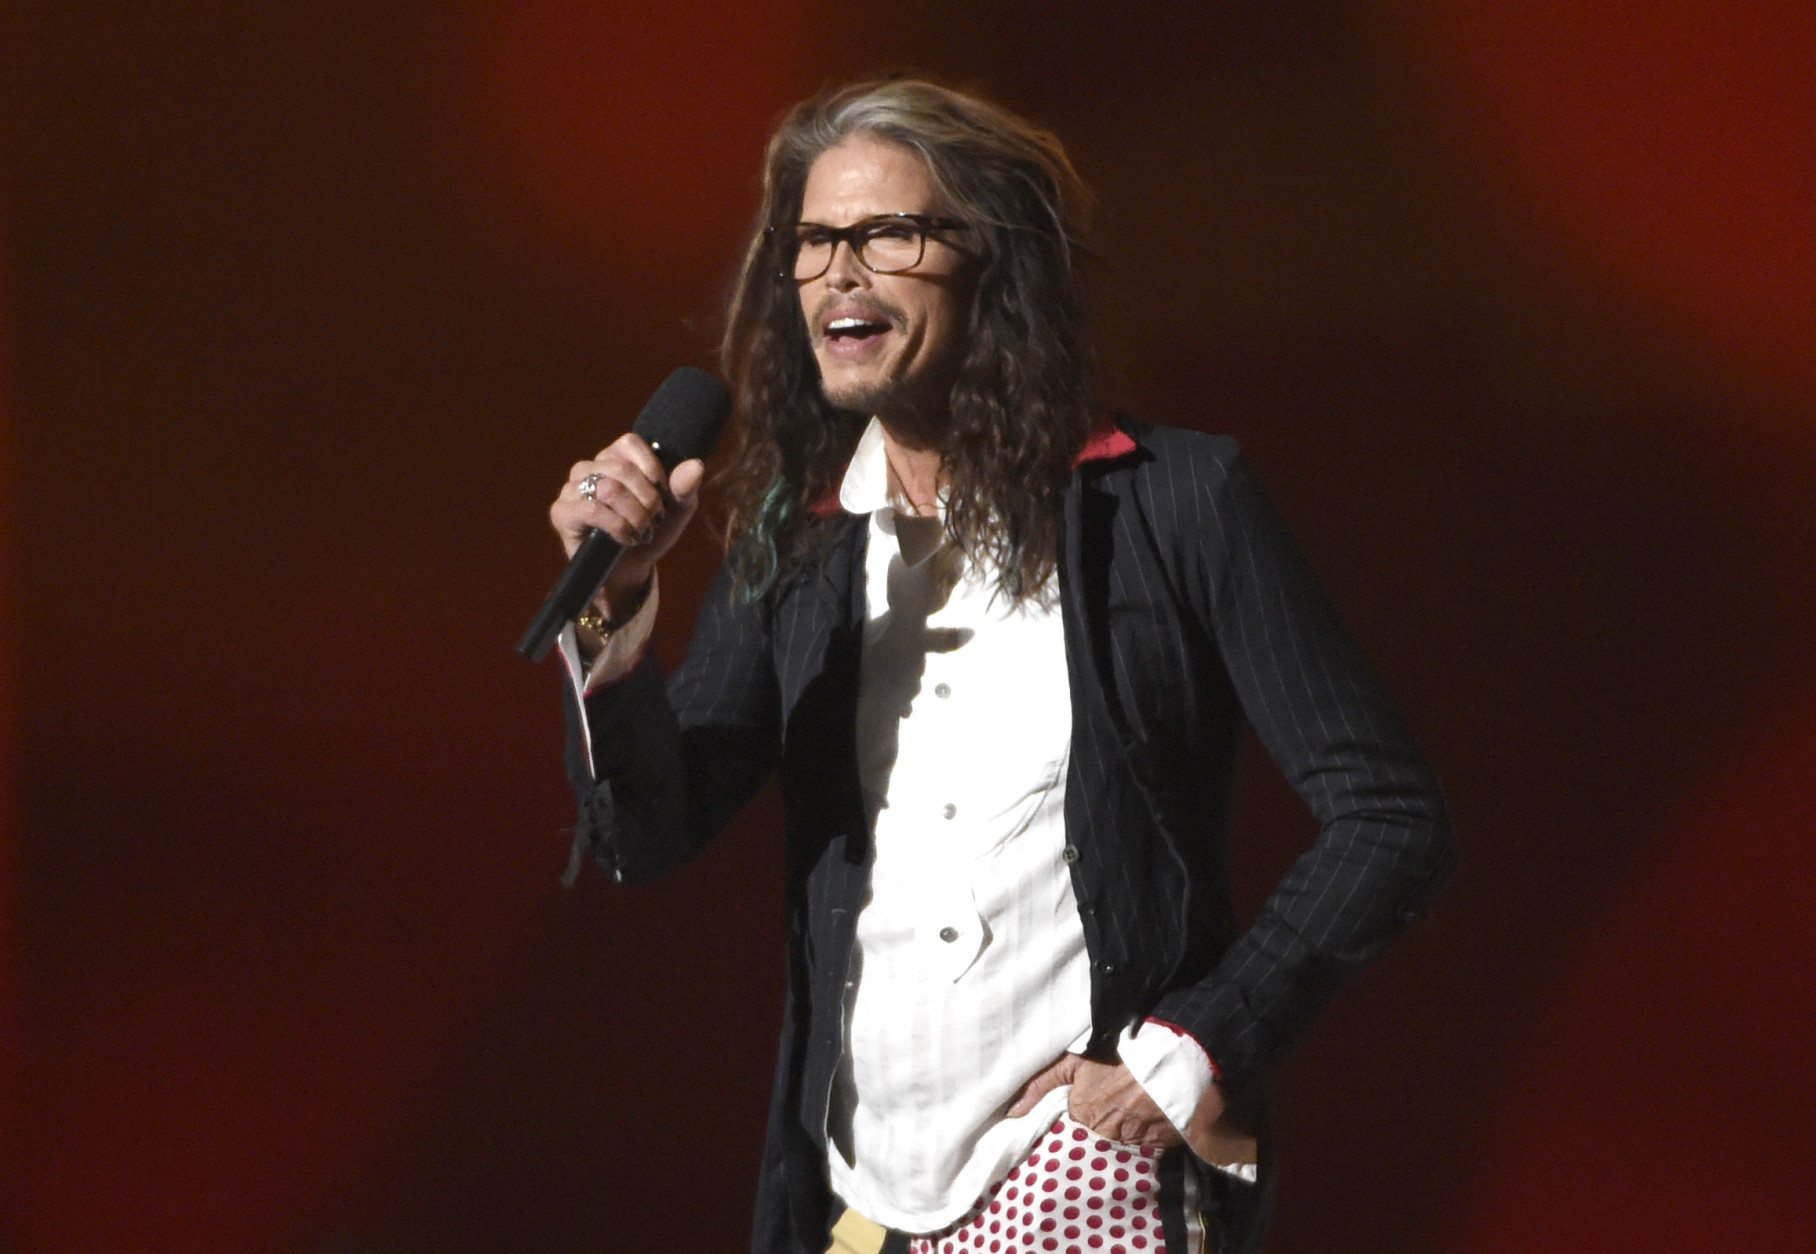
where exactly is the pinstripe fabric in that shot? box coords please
[561,418,1453,1254]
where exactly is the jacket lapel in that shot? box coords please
[773,515,867,736]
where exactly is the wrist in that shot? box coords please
[574,580,653,668]
[568,571,661,692]
[588,574,653,632]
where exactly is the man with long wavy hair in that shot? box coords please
[547,79,1452,1254]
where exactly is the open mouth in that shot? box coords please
[824,315,891,344]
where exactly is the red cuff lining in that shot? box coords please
[1143,1016,1223,1082]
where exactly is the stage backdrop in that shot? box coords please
[4,2,1812,1250]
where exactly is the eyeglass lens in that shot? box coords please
[792,218,926,280]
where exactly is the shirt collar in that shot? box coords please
[815,415,1139,518]
[837,416,894,516]
[837,417,949,523]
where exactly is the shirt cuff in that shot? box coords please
[1116,1018,1216,1142]
[556,575,660,780]
[1118,1019,1256,1182]
[556,572,660,696]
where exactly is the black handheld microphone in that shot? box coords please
[516,367,731,662]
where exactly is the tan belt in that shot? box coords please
[826,1207,891,1254]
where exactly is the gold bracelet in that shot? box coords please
[575,581,650,638]
[575,607,627,638]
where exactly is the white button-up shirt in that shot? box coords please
[825,419,1213,1232]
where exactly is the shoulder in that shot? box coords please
[1082,418,1296,565]
[1087,415,1250,494]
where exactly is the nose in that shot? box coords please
[822,237,868,290]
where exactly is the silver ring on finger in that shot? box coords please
[578,472,603,503]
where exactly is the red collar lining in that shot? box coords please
[1073,419,1138,466]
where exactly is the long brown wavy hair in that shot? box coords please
[718,78,1099,603]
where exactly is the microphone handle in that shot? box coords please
[515,525,625,663]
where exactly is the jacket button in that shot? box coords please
[1062,844,1080,864]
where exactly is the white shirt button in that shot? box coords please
[939,926,959,943]
[934,682,952,699]
[942,803,957,820]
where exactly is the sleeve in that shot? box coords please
[561,560,783,885]
[1148,443,1455,1090]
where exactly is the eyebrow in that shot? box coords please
[793,213,968,230]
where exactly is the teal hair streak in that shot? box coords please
[737,477,797,603]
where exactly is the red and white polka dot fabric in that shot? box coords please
[907,1116,1167,1254]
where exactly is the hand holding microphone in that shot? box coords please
[517,367,730,662]
[553,435,705,617]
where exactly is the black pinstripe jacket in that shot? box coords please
[564,418,1453,1253]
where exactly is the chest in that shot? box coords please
[854,511,1071,810]
[769,493,1230,770]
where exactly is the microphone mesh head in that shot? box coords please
[631,367,732,466]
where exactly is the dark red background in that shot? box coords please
[4,2,1813,1250]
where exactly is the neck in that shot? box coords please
[877,417,944,517]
